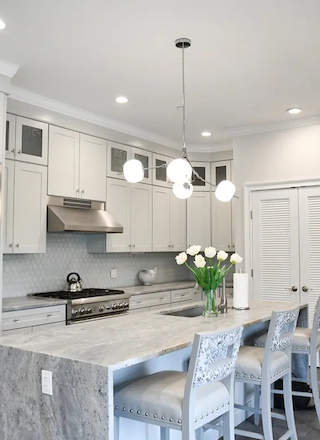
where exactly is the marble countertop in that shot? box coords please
[123,281,196,295]
[2,296,68,312]
[0,300,306,370]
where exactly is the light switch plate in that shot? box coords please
[110,268,117,279]
[41,370,53,395]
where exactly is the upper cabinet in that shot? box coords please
[191,161,211,191]
[6,115,48,165]
[152,153,171,188]
[187,192,211,249]
[107,141,153,184]
[4,160,47,254]
[48,126,106,201]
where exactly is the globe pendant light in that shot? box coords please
[173,181,194,199]
[167,158,192,183]
[123,159,144,183]
[215,180,236,202]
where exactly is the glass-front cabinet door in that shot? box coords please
[191,161,211,191]
[131,147,153,185]
[15,117,48,165]
[107,141,131,180]
[5,114,16,160]
[211,160,231,186]
[152,153,170,188]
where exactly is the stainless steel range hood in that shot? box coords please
[47,197,123,233]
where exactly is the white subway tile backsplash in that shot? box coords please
[3,234,190,298]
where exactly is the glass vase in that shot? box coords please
[203,289,218,318]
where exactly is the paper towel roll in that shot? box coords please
[233,273,249,309]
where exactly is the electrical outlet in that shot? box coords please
[153,267,157,273]
[110,268,117,279]
[41,370,53,396]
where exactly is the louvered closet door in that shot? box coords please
[299,187,320,326]
[252,189,300,303]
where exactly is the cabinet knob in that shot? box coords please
[13,318,19,322]
[9,243,13,248]
[18,150,22,154]
[46,313,53,317]
[302,286,309,292]
[11,149,15,154]
[81,190,85,194]
[132,244,135,248]
[76,189,80,193]
[16,243,20,248]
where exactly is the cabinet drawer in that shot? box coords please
[192,289,203,302]
[2,305,66,331]
[170,288,193,303]
[130,291,170,310]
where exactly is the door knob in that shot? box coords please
[302,286,309,292]
[291,286,298,292]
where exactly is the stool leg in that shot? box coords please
[253,385,260,426]
[223,408,234,440]
[114,416,120,440]
[261,377,273,440]
[160,427,170,440]
[195,427,203,440]
[310,348,320,424]
[283,371,297,440]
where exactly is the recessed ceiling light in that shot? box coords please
[115,96,128,104]
[286,108,302,114]
[201,131,212,137]
[0,19,6,30]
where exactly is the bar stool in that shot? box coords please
[255,298,320,425]
[114,326,243,440]
[234,307,299,440]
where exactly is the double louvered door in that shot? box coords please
[252,186,320,325]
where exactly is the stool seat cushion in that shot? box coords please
[254,327,320,351]
[235,346,290,380]
[114,370,230,426]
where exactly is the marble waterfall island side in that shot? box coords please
[0,301,307,440]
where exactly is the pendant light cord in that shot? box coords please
[181,44,187,158]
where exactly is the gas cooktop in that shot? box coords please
[33,288,125,300]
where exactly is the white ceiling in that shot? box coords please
[1,0,320,148]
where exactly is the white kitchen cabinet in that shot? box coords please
[79,134,107,201]
[48,126,106,201]
[152,153,171,187]
[88,179,152,253]
[211,160,232,251]
[169,191,186,251]
[107,141,131,180]
[13,162,47,253]
[48,126,80,198]
[4,161,47,254]
[130,183,152,252]
[191,161,211,191]
[131,147,153,185]
[15,116,48,165]
[187,192,211,249]
[129,291,171,310]
[152,187,187,252]
[153,186,170,252]
[3,160,14,253]
[5,114,16,160]
[2,305,66,334]
[170,288,193,303]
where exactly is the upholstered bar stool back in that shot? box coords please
[235,307,300,440]
[255,299,320,424]
[114,326,243,440]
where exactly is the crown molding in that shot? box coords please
[0,59,20,78]
[228,114,320,138]
[188,141,233,153]
[9,86,182,149]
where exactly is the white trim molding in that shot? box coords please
[188,141,233,153]
[229,115,320,138]
[0,59,19,78]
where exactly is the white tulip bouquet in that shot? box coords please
[175,245,243,316]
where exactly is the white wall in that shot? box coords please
[233,124,320,264]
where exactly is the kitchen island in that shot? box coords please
[0,300,307,440]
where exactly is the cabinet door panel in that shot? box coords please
[107,141,131,179]
[5,114,15,160]
[106,178,131,252]
[211,194,232,251]
[16,117,48,165]
[211,160,231,186]
[3,160,14,253]
[187,192,211,249]
[48,126,80,198]
[13,162,47,253]
[170,192,186,252]
[153,153,170,188]
[79,134,106,201]
[131,183,152,252]
[131,148,153,184]
[153,187,170,252]
[192,161,211,191]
